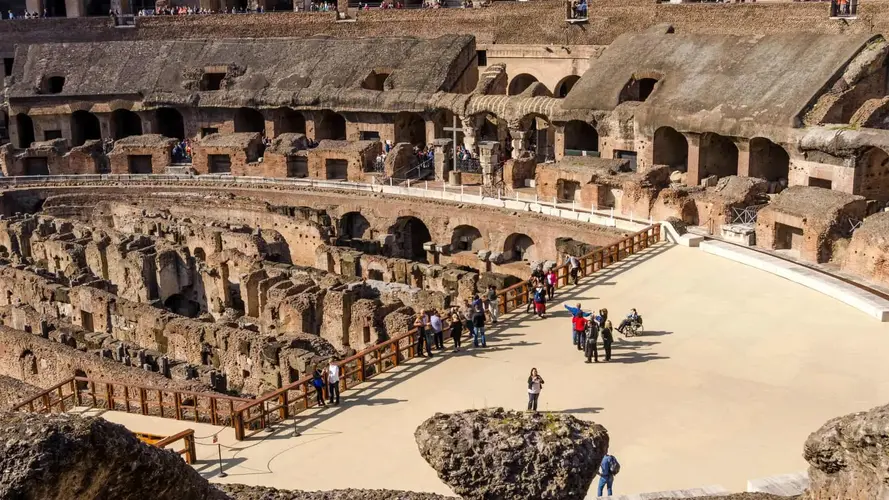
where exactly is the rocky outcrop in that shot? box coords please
[802,403,889,500]
[0,413,228,500]
[220,484,454,500]
[414,408,609,500]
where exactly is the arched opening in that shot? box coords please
[340,212,371,239]
[193,247,207,262]
[619,77,659,103]
[75,369,88,390]
[316,110,346,141]
[86,0,111,15]
[164,293,201,318]
[394,112,426,147]
[41,76,65,94]
[46,0,67,16]
[556,75,581,98]
[19,349,37,376]
[858,147,889,203]
[277,108,306,135]
[522,114,552,161]
[388,216,432,262]
[508,74,539,96]
[564,120,599,153]
[361,70,391,91]
[234,107,266,135]
[503,233,535,262]
[15,113,35,148]
[700,132,739,180]
[653,126,688,170]
[156,108,185,140]
[111,109,143,140]
[70,111,101,147]
[749,137,790,183]
[450,225,483,253]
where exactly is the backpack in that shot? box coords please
[607,455,620,475]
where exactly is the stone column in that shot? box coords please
[432,138,453,181]
[461,115,478,154]
[735,139,751,178]
[509,128,528,159]
[684,132,703,187]
[478,141,501,187]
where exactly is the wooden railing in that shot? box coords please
[497,224,660,314]
[231,224,661,440]
[11,376,251,428]
[135,429,198,464]
[13,225,661,441]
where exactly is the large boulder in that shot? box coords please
[803,403,889,500]
[414,408,609,500]
[0,413,229,500]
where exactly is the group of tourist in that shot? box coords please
[411,285,499,355]
[4,10,52,19]
[136,5,276,16]
[172,139,193,163]
[566,304,641,363]
[523,256,583,318]
[311,360,342,406]
[567,0,588,19]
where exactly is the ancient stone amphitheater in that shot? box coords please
[2,0,889,498]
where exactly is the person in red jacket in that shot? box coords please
[572,313,588,352]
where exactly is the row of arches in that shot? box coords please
[507,73,581,98]
[338,212,537,263]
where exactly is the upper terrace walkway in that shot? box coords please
[71,242,889,497]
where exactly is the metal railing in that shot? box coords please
[730,204,767,225]
[11,376,250,427]
[135,429,197,464]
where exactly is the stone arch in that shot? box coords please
[519,113,553,159]
[47,0,66,16]
[619,77,659,103]
[164,293,201,318]
[700,133,739,179]
[193,247,207,262]
[749,137,790,183]
[858,147,889,202]
[71,110,101,147]
[653,126,688,170]
[450,225,483,253]
[234,107,266,135]
[86,0,110,15]
[564,120,598,153]
[555,75,581,98]
[340,211,371,239]
[15,113,35,148]
[508,74,539,96]
[316,110,347,141]
[474,112,502,144]
[111,109,143,140]
[503,233,535,262]
[277,108,306,135]
[156,108,185,140]
[388,216,432,262]
[394,112,427,147]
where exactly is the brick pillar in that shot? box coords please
[432,138,452,181]
[685,132,702,187]
[479,141,500,187]
[735,138,751,178]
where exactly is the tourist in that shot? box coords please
[462,299,476,342]
[572,309,588,352]
[449,311,463,352]
[312,365,326,407]
[526,368,544,411]
[325,359,341,405]
[567,254,580,285]
[532,283,546,318]
[472,299,487,347]
[525,276,536,313]
[414,311,432,357]
[601,320,614,362]
[486,285,499,324]
[565,303,592,346]
[545,268,557,300]
[584,318,599,363]
[430,309,444,350]
[597,453,621,496]
[599,308,609,325]
[617,308,640,334]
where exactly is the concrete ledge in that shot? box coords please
[700,240,889,321]
[660,221,703,247]
[747,471,809,496]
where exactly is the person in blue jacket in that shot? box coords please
[564,303,592,346]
